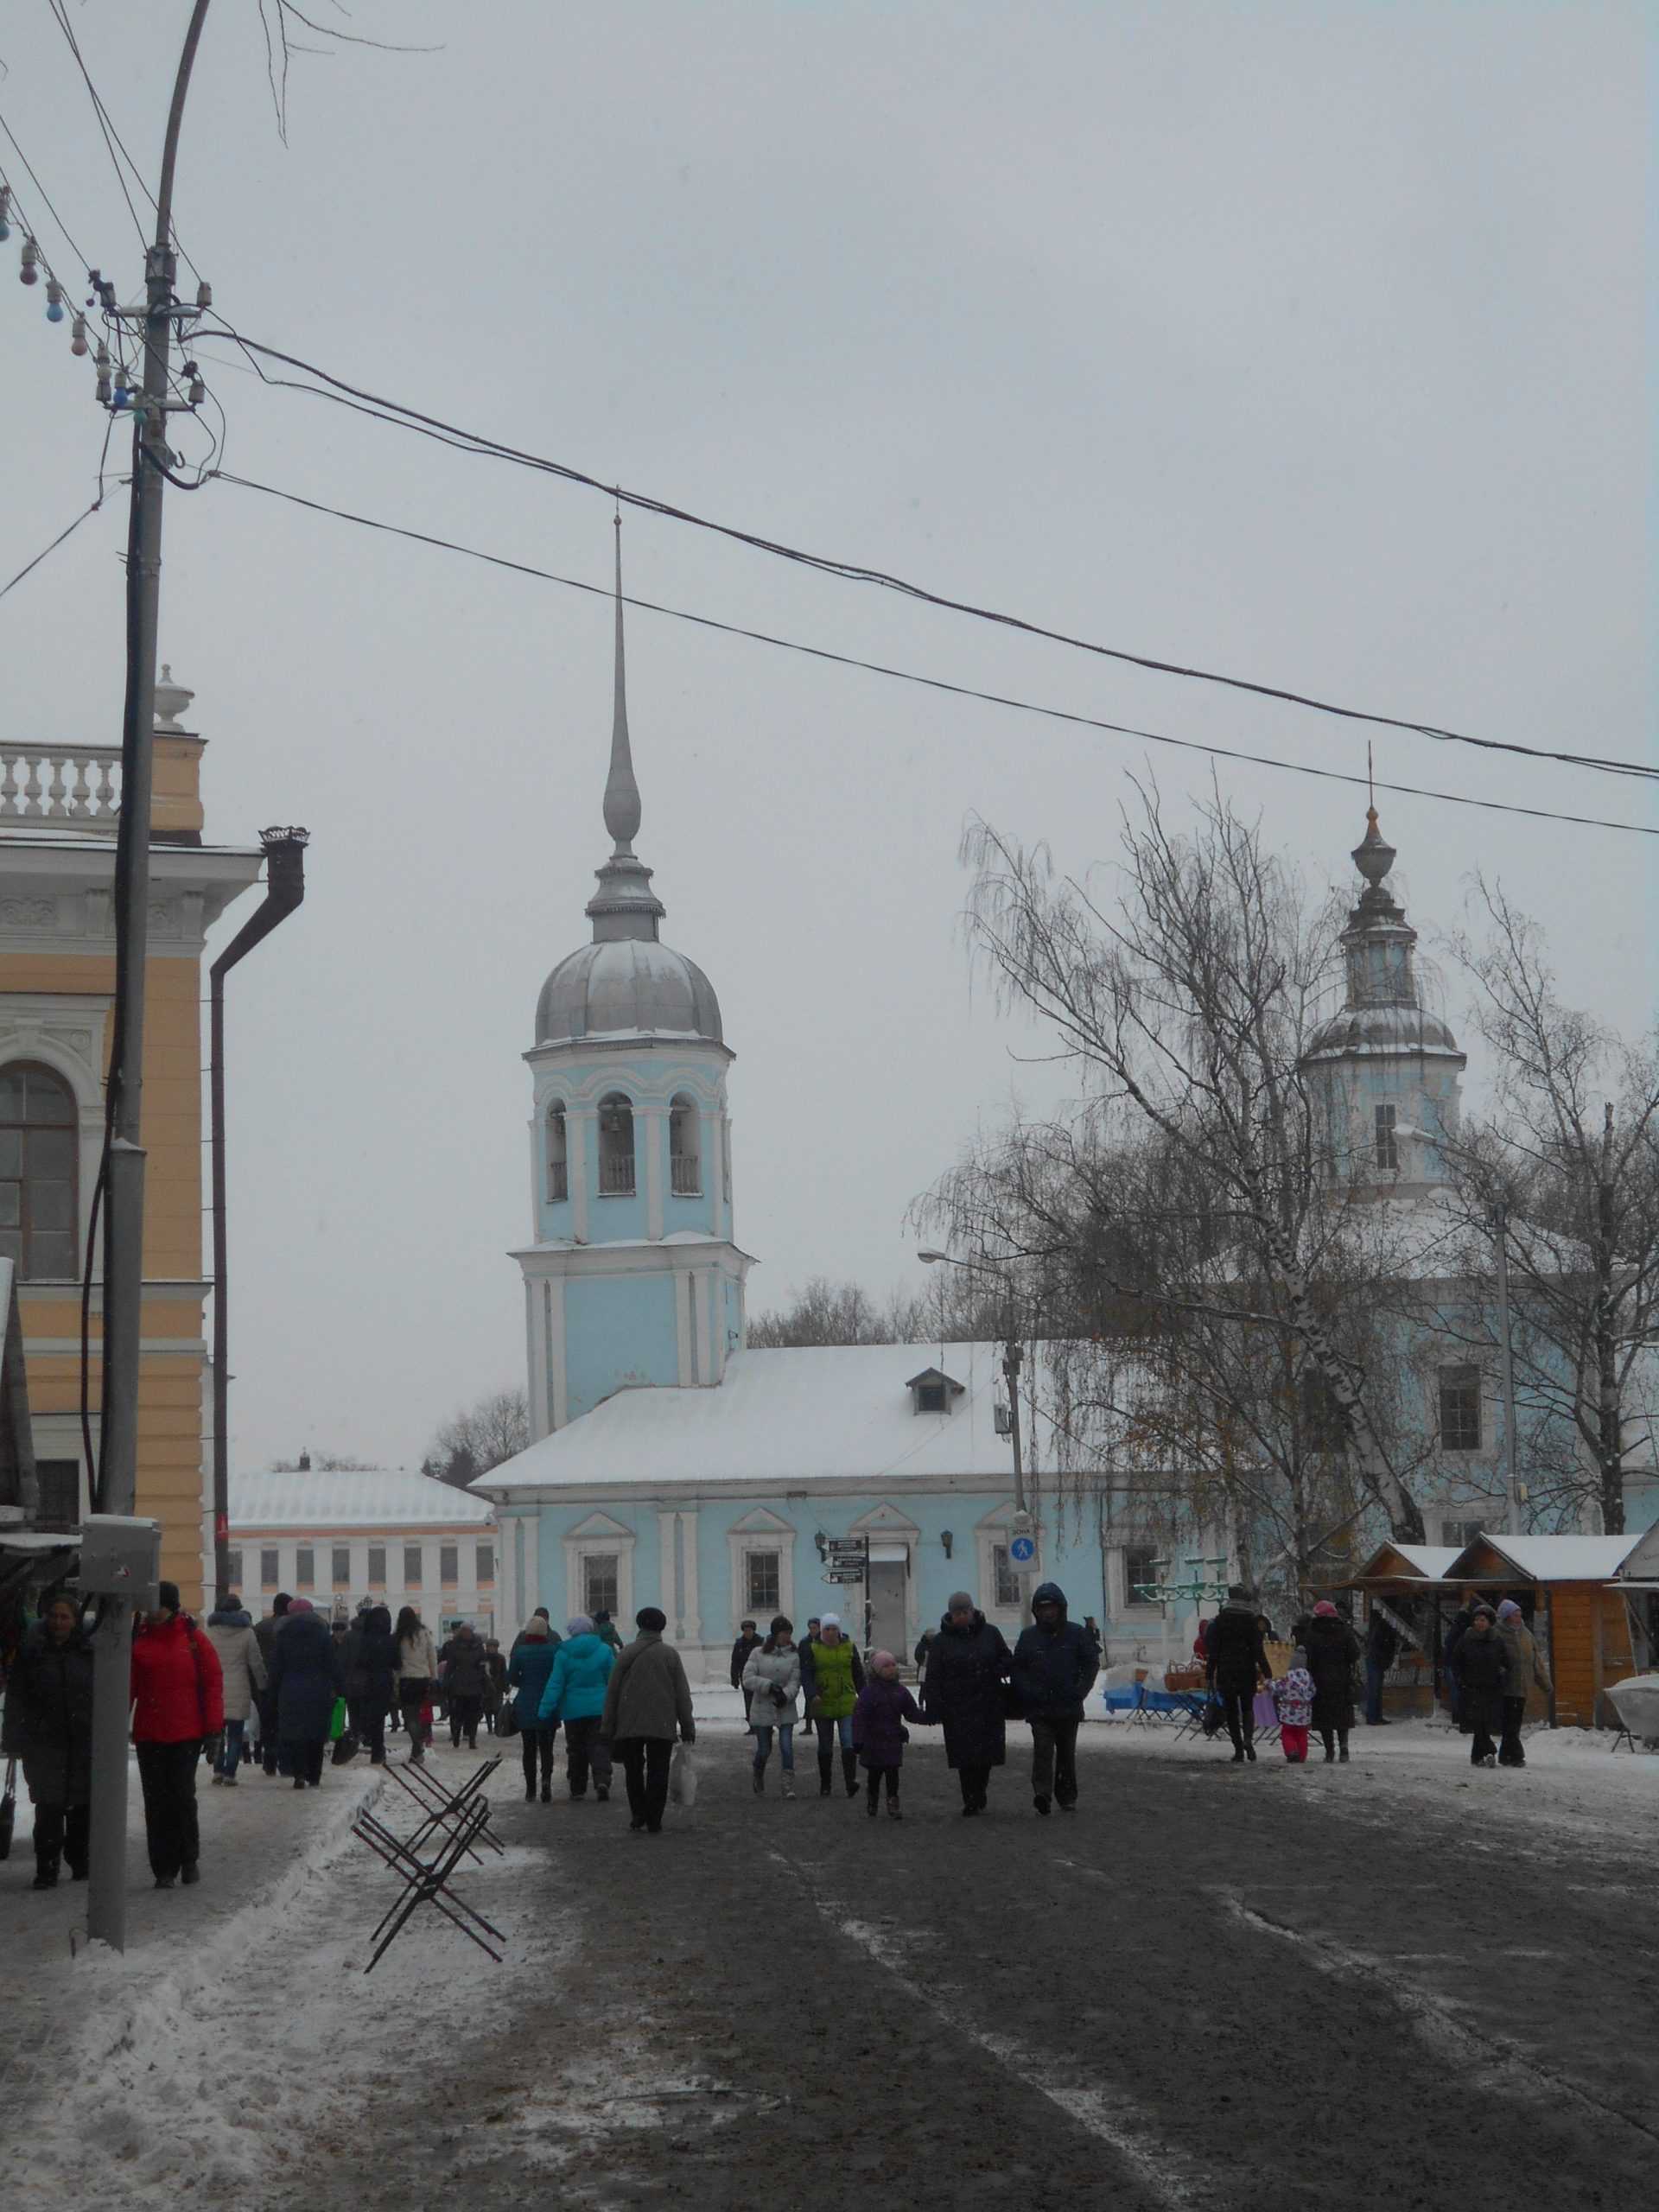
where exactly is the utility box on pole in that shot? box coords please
[80,1514,162,1608]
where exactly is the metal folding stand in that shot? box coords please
[382,1754,505,1863]
[354,1796,505,1974]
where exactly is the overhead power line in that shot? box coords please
[0,494,109,605]
[194,323,1658,789]
[212,469,1657,841]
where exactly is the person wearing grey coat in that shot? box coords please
[205,1599,268,1782]
[742,1620,801,1795]
[600,1608,696,1834]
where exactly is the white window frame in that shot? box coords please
[726,1509,796,1630]
[564,1513,637,1629]
[1120,1542,1162,1611]
[971,1503,1027,1640]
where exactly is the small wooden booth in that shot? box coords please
[1338,1541,1460,1718]
[1435,1534,1643,1729]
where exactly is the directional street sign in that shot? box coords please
[824,1567,864,1584]
[826,1540,865,1559]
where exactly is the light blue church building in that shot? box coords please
[478,537,1646,1678]
[479,536,1152,1679]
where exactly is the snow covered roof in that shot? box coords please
[1444,1532,1640,1583]
[1392,1543,1462,1580]
[479,1341,1025,1495]
[230,1468,496,1530]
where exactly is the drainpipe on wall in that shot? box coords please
[210,827,308,1597]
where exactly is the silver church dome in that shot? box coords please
[536,937,723,1046]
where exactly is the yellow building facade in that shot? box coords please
[0,672,261,1606]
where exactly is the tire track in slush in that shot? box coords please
[1214,1890,1659,2150]
[764,1846,1209,2210]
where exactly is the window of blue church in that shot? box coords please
[546,1101,568,1203]
[745,1550,780,1613]
[583,1553,620,1617]
[1375,1102,1399,1172]
[1439,1365,1482,1452]
[670,1094,701,1195]
[598,1095,636,1196]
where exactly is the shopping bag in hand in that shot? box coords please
[328,1695,348,1743]
[668,1742,698,1808]
[0,1758,16,1860]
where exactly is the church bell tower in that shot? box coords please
[513,524,751,1437]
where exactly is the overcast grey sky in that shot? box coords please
[3,2,1652,1471]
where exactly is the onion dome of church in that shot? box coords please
[534,520,723,1047]
[1301,808,1461,1065]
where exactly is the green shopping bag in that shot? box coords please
[328,1696,348,1742]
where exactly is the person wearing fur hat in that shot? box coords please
[599,1606,695,1834]
[1451,1605,1510,1767]
[851,1650,927,1819]
[130,1582,225,1889]
[1302,1599,1363,1764]
[1494,1599,1550,1767]
[205,1592,267,1783]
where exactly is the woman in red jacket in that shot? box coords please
[130,1580,225,1890]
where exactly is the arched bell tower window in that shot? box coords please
[0,1062,79,1281]
[597,1092,636,1197]
[545,1099,569,1203]
[669,1093,700,1196]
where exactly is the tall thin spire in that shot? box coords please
[602,505,642,856]
[586,510,666,943]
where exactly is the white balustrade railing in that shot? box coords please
[0,745,122,830]
[671,1153,702,1195]
[597,1151,637,1196]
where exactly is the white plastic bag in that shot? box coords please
[669,1741,698,1808]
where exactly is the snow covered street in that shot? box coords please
[3,1715,1655,2209]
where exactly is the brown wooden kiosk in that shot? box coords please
[1343,1532,1647,1729]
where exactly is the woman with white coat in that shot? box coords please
[205,1594,267,1783]
[393,1605,437,1764]
[742,1615,802,1797]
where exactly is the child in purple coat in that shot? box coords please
[852,1651,926,1819]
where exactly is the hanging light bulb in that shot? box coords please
[194,278,213,310]
[45,277,66,323]
[70,312,89,357]
[188,367,206,406]
[20,236,41,286]
[0,186,11,240]
[93,340,112,404]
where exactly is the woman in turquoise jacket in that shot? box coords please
[537,1615,617,1801]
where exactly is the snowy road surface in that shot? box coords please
[4,1720,1655,2210]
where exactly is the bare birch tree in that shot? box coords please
[948,779,1428,1549]
[1442,880,1659,1534]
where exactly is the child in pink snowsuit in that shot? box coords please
[1273,1647,1316,1763]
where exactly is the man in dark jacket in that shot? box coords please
[1363,1608,1400,1726]
[1451,1605,1510,1767]
[1010,1581,1100,1815]
[341,1603,397,1764]
[438,1622,490,1749]
[2,1593,93,1887]
[1443,1588,1484,1732]
[730,1619,763,1718]
[252,1592,291,1775]
[921,1593,1013,1815]
[1205,1586,1270,1763]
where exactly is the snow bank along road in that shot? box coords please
[6,1727,1656,2212]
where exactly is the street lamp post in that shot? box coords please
[918,1249,1035,1613]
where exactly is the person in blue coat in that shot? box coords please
[1010,1581,1100,1816]
[507,1616,562,1802]
[537,1614,617,1801]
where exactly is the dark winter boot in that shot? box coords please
[753,1762,766,1795]
[817,1751,834,1797]
[842,1749,859,1798]
[1033,1794,1051,1815]
[887,1795,902,1820]
[1244,1742,1257,1763]
[1338,1733,1351,1764]
[32,1845,60,1891]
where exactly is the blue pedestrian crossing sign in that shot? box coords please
[1009,1534,1037,1565]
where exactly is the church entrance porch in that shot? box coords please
[868,1557,906,1656]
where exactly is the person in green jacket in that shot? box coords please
[799,1613,865,1799]
[592,1609,624,1652]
